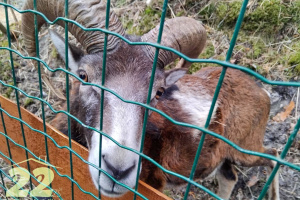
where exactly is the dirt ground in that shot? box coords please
[0,0,299,199]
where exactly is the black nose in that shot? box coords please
[103,157,135,180]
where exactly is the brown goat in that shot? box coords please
[141,67,280,200]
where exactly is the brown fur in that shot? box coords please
[141,67,279,199]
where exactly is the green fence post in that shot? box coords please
[183,0,249,199]
[3,0,33,192]
[32,0,53,195]
[133,0,169,199]
[98,0,112,198]
[258,117,300,199]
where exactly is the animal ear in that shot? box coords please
[165,68,187,86]
[49,29,84,73]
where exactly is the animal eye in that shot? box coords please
[155,87,165,99]
[78,70,88,82]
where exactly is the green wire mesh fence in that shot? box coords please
[0,0,299,199]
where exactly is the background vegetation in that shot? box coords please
[114,0,300,78]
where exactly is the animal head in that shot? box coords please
[22,0,206,197]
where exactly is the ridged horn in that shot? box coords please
[22,0,125,56]
[141,17,207,68]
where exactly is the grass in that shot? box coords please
[122,5,162,35]
[115,0,300,80]
[200,0,300,35]
[0,50,14,98]
[288,41,300,75]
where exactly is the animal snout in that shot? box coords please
[103,156,136,180]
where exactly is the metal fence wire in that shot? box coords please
[0,0,300,199]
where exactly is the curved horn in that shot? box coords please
[22,0,125,56]
[141,17,207,68]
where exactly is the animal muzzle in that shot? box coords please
[88,131,141,197]
[98,158,139,197]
